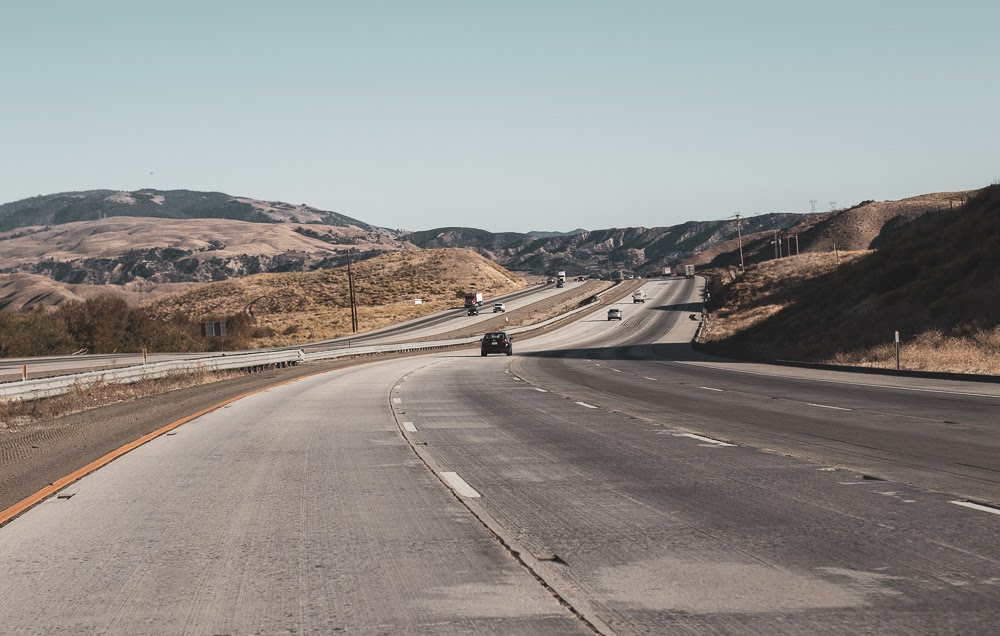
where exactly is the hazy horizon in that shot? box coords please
[2,1,997,232]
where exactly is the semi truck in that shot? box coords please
[684,264,695,278]
[463,292,484,307]
[556,271,566,283]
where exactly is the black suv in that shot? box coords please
[480,331,513,356]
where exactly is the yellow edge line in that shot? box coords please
[0,367,335,528]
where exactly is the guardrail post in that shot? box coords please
[21,364,28,381]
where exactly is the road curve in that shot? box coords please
[2,277,1000,633]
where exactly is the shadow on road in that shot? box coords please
[517,342,738,363]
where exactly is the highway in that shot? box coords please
[0,281,585,382]
[1,277,999,633]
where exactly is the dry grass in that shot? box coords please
[701,185,1000,375]
[0,369,248,433]
[145,248,526,346]
[826,327,1000,375]
[702,251,868,342]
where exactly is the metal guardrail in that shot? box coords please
[0,350,304,402]
[0,282,626,402]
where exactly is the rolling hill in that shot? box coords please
[404,214,807,277]
[144,248,525,346]
[702,184,1000,374]
[0,189,376,231]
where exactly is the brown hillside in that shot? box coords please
[0,273,196,311]
[702,185,1000,374]
[0,216,388,267]
[145,248,526,346]
[799,191,977,252]
[693,189,979,271]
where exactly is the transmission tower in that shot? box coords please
[829,201,838,211]
[809,200,817,214]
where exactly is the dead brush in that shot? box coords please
[826,326,1000,375]
[0,369,247,432]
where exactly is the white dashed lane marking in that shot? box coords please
[441,472,481,498]
[644,377,658,381]
[392,397,402,404]
[402,421,417,432]
[950,501,1000,517]
[534,388,548,393]
[675,433,736,446]
[808,403,852,411]
[699,386,723,392]
[575,401,598,409]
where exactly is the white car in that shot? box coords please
[493,302,506,313]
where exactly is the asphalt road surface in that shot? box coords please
[0,281,580,382]
[1,277,999,634]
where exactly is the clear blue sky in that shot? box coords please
[2,1,997,232]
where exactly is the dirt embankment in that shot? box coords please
[700,186,1000,375]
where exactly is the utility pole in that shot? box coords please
[795,234,800,255]
[733,213,745,271]
[347,248,358,332]
[773,230,779,259]
[787,235,793,257]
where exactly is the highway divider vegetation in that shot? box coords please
[702,184,1000,375]
[0,297,257,358]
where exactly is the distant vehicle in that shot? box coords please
[632,290,646,303]
[626,273,634,279]
[480,331,513,356]
[493,302,506,313]
[557,270,566,283]
[464,292,484,307]
[608,308,623,321]
[684,264,695,278]
[468,305,479,316]
[663,266,672,276]
[546,277,555,284]
[556,280,565,288]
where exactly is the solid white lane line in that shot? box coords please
[644,377,658,381]
[534,387,548,393]
[392,397,402,404]
[402,421,417,432]
[808,403,852,411]
[950,501,1000,517]
[441,472,481,498]
[699,386,723,392]
[575,401,598,409]
[676,433,736,446]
